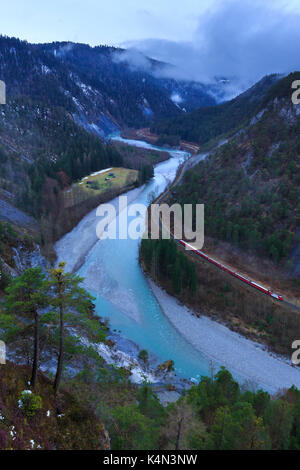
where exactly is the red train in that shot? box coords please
[179,240,283,301]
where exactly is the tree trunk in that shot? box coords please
[54,303,64,395]
[175,418,183,450]
[216,410,227,449]
[31,310,39,389]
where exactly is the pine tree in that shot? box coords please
[49,262,94,395]
[4,268,48,388]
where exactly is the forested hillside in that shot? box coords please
[170,73,300,273]
[0,35,220,225]
[151,74,280,145]
[0,36,217,134]
[1,98,122,219]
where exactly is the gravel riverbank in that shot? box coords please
[148,279,300,394]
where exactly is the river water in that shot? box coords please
[55,134,215,382]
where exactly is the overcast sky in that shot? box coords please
[0,0,214,45]
[1,0,300,85]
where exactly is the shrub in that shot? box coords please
[18,390,43,417]
[138,349,149,364]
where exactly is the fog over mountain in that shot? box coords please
[2,1,300,100]
[122,0,300,98]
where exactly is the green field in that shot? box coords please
[63,167,138,207]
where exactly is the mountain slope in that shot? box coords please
[0,36,220,220]
[171,72,300,276]
[0,37,218,135]
[150,74,281,145]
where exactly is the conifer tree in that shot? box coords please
[49,262,94,395]
[4,268,48,388]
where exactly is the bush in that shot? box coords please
[18,390,43,417]
[138,349,149,364]
[89,181,100,190]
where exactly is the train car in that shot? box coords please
[179,239,283,301]
[234,273,251,284]
[249,281,269,295]
[269,291,283,301]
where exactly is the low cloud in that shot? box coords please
[171,93,183,105]
[120,0,300,96]
[113,48,153,72]
[54,42,74,58]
